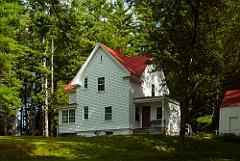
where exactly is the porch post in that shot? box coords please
[162,100,164,135]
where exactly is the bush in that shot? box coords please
[193,132,214,139]
[214,133,240,143]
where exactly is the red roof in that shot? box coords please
[101,43,150,78]
[64,79,76,91]
[65,43,150,91]
[220,89,240,108]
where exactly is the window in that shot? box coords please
[84,106,88,119]
[152,84,155,97]
[157,107,162,119]
[69,109,75,123]
[106,131,113,135]
[105,106,112,120]
[135,107,140,121]
[62,111,68,123]
[98,77,105,91]
[84,78,88,89]
[62,109,76,123]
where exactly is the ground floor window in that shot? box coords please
[135,107,140,121]
[106,131,113,135]
[62,109,76,123]
[157,107,162,119]
[84,106,88,119]
[105,106,112,120]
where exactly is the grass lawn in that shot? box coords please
[0,135,239,161]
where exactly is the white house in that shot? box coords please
[58,43,180,137]
[219,89,240,135]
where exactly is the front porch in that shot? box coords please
[134,96,180,135]
[133,120,168,135]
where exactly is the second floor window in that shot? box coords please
[152,84,155,97]
[98,77,105,91]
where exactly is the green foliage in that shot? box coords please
[196,115,212,124]
[0,1,27,112]
[193,131,214,139]
[214,133,240,144]
[133,0,234,151]
[52,80,68,107]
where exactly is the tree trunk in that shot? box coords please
[11,113,17,135]
[41,33,48,137]
[50,38,54,137]
[4,113,8,136]
[20,107,23,135]
[43,55,49,137]
[176,101,187,152]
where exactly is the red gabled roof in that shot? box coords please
[220,89,240,108]
[64,43,150,91]
[64,79,76,91]
[101,43,151,78]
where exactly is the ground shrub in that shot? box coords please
[214,133,240,143]
[193,132,214,139]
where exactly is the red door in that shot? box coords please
[142,106,151,128]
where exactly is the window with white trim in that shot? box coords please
[84,78,88,89]
[84,106,88,119]
[105,106,112,120]
[62,109,76,123]
[135,107,140,121]
[157,107,162,119]
[152,84,155,97]
[98,77,105,91]
[62,111,68,123]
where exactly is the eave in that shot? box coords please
[134,96,179,105]
[57,103,78,110]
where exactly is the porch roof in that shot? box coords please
[134,96,179,104]
[57,103,78,109]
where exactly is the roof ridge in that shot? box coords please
[100,43,149,78]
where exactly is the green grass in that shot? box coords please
[0,135,239,161]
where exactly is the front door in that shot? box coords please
[142,106,151,128]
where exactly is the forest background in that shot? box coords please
[0,0,240,151]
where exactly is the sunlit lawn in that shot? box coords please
[0,135,239,161]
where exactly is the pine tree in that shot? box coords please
[0,0,29,135]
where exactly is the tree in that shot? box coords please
[0,0,28,135]
[134,0,225,152]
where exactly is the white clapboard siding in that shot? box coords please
[61,48,132,134]
[219,106,240,135]
[167,101,180,132]
[69,91,76,104]
[129,80,144,128]
[141,65,169,97]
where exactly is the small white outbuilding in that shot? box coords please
[219,89,240,135]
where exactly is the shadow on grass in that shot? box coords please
[0,135,240,161]
[0,136,68,161]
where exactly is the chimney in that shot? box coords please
[116,46,122,55]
